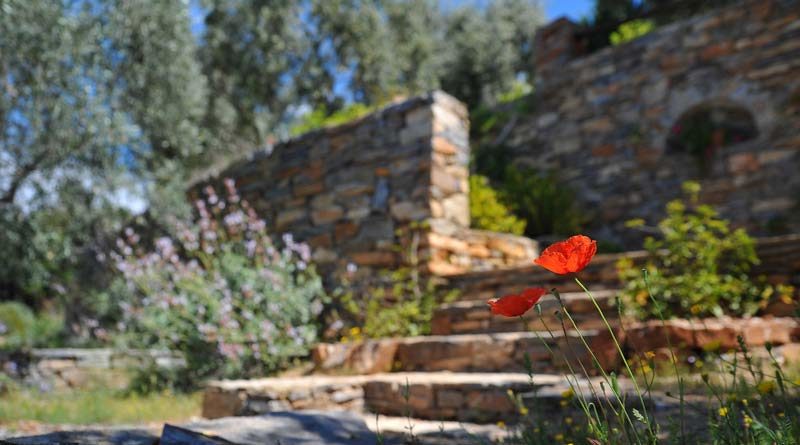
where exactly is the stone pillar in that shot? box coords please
[191,91,472,282]
[534,18,580,73]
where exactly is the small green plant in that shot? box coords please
[502,166,584,238]
[497,81,533,104]
[610,19,655,45]
[290,103,376,136]
[469,175,526,235]
[618,181,792,319]
[341,225,458,339]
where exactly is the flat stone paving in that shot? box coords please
[202,371,616,422]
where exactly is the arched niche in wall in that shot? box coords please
[666,102,758,173]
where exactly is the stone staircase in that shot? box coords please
[202,371,642,424]
[201,235,800,429]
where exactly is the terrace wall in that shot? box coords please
[517,0,800,245]
[191,92,538,282]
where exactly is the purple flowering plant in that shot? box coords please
[112,179,325,383]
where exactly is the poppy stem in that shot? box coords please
[575,276,657,442]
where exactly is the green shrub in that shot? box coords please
[469,175,526,235]
[113,180,326,388]
[502,166,584,238]
[618,181,792,319]
[0,302,36,349]
[610,19,655,46]
[0,302,63,350]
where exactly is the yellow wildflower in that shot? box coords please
[743,414,753,428]
[757,380,776,395]
[718,407,729,417]
[645,351,656,360]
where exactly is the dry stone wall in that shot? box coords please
[192,92,538,284]
[518,0,800,245]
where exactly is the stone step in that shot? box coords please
[202,371,688,425]
[440,235,800,304]
[442,251,633,302]
[312,330,618,375]
[432,290,621,335]
[312,317,800,377]
[202,371,619,424]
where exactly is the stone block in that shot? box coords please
[390,201,428,221]
[591,143,616,158]
[351,251,396,267]
[728,152,759,174]
[426,232,470,254]
[275,209,306,230]
[432,136,459,155]
[311,206,344,225]
[436,389,465,409]
[334,222,359,241]
[441,195,469,227]
[293,181,325,197]
[202,389,245,419]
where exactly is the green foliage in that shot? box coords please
[497,81,534,104]
[340,228,458,340]
[1,0,543,319]
[0,302,63,350]
[609,19,655,45]
[618,182,791,319]
[0,303,36,350]
[502,166,585,238]
[439,0,542,108]
[113,183,326,388]
[290,103,375,137]
[469,175,526,235]
[586,0,738,51]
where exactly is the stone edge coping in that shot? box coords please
[438,290,619,309]
[206,372,574,392]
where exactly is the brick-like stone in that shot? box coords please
[311,206,344,225]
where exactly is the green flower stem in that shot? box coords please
[553,290,641,443]
[574,277,656,443]
[643,270,686,444]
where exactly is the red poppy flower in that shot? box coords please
[534,235,597,275]
[487,287,547,317]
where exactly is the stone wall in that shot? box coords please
[0,348,182,390]
[192,92,539,282]
[442,233,800,304]
[515,0,800,244]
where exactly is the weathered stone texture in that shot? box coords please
[443,234,800,312]
[524,0,800,245]
[192,92,537,286]
[0,348,182,391]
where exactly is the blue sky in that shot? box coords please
[190,1,595,35]
[544,0,593,20]
[440,0,593,20]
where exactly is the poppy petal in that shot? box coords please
[487,287,547,317]
[534,235,597,275]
